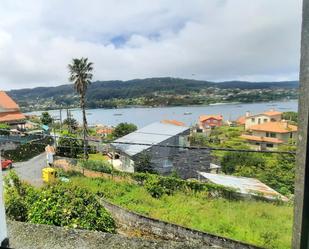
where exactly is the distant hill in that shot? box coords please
[7,77,299,111]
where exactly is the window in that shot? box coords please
[258,118,261,124]
[266,143,274,148]
[290,132,293,139]
[251,118,255,122]
[270,133,276,138]
[264,119,268,122]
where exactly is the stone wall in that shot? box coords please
[100,199,264,249]
[7,220,213,249]
[0,141,18,152]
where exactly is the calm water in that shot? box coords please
[30,100,298,128]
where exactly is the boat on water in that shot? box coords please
[113,113,123,116]
[183,112,192,115]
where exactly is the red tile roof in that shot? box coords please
[241,134,284,144]
[161,120,186,126]
[262,111,282,116]
[199,115,223,122]
[250,121,297,133]
[0,111,26,123]
[236,116,246,125]
[0,91,20,110]
[96,128,114,135]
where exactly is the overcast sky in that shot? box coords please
[0,0,302,90]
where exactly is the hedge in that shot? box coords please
[3,137,53,162]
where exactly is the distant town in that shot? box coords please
[7,77,299,112]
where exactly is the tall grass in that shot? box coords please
[70,177,293,249]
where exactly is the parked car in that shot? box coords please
[1,158,13,170]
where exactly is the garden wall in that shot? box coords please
[100,199,264,249]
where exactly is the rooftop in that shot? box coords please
[112,122,189,156]
[0,91,20,111]
[250,121,297,133]
[199,115,223,122]
[247,110,282,119]
[240,134,284,144]
[160,119,186,126]
[198,172,288,201]
[0,111,26,123]
[236,116,246,125]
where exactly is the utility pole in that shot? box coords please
[292,0,309,247]
[59,106,63,133]
[0,150,9,248]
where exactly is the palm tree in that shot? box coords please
[68,57,93,160]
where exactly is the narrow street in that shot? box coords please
[3,153,47,187]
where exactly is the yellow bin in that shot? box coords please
[42,167,57,183]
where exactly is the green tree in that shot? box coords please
[68,58,93,160]
[57,132,82,158]
[134,153,155,173]
[63,117,79,131]
[41,112,53,126]
[282,111,298,123]
[0,123,10,136]
[221,152,266,174]
[112,122,137,139]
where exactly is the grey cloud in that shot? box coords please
[0,0,302,90]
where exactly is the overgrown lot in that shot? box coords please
[70,176,293,249]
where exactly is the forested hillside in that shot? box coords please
[8,77,299,111]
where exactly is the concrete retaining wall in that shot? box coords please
[100,199,264,249]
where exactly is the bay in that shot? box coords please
[29,100,298,128]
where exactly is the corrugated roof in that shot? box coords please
[240,134,284,144]
[250,121,297,133]
[112,122,189,156]
[198,172,288,201]
[0,91,20,110]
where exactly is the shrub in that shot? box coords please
[132,172,236,199]
[57,132,83,158]
[3,137,53,162]
[28,184,116,233]
[0,123,10,136]
[4,172,116,233]
[78,160,112,174]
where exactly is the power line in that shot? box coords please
[0,128,297,155]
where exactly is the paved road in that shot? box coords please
[3,153,47,187]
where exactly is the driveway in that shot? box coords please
[3,153,47,187]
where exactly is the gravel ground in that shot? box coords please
[3,153,46,187]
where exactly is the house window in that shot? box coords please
[290,132,293,139]
[266,143,274,148]
[258,118,261,124]
[251,118,255,122]
[264,119,268,122]
[266,132,276,138]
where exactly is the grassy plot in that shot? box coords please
[70,177,293,249]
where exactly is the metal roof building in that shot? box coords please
[111,122,190,157]
[198,172,288,201]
